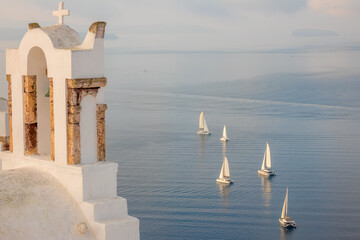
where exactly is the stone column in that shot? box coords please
[97,104,107,161]
[67,89,81,165]
[67,77,106,165]
[49,78,55,160]
[6,74,13,152]
[23,75,37,156]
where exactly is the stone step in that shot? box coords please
[81,196,128,222]
[93,216,140,240]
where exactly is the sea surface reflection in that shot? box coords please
[280,226,296,240]
[218,183,231,207]
[105,51,360,240]
[260,175,272,208]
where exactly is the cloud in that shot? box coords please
[238,0,308,13]
[0,0,359,51]
[175,0,231,18]
[292,28,338,37]
[308,0,348,16]
[117,24,215,35]
[0,0,54,25]
[0,27,118,43]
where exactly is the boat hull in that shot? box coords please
[258,169,276,176]
[220,137,229,142]
[279,218,296,228]
[197,130,211,135]
[216,178,233,184]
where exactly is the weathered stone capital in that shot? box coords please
[0,136,9,144]
[28,23,41,30]
[89,21,106,39]
[96,104,107,113]
[67,77,107,89]
[68,105,82,114]
[0,136,10,151]
[68,113,80,124]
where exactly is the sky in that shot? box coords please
[0,0,360,51]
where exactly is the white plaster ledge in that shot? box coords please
[81,197,128,222]
[93,216,140,240]
[0,152,119,203]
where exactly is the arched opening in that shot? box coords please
[80,95,97,164]
[27,47,51,157]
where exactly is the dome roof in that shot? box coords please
[40,24,81,49]
[0,167,96,239]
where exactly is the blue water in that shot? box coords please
[105,51,360,239]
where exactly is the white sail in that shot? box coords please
[223,156,230,177]
[265,142,271,169]
[223,125,227,138]
[281,187,288,218]
[286,188,288,218]
[199,112,204,129]
[203,117,209,132]
[219,162,224,179]
[261,151,266,170]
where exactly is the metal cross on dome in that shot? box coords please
[52,2,69,25]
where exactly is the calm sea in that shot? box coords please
[2,49,359,239]
[105,50,360,240]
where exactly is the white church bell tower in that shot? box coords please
[0,2,140,240]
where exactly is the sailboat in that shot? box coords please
[220,125,229,141]
[279,187,296,228]
[216,156,233,184]
[258,142,276,176]
[197,112,211,135]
